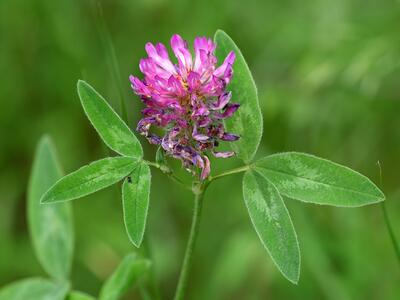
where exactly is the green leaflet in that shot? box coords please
[214,30,263,163]
[41,157,138,204]
[67,291,96,300]
[254,152,385,207]
[155,147,166,166]
[27,136,74,280]
[243,170,300,283]
[0,278,69,300]
[122,163,151,247]
[77,80,143,158]
[99,254,151,300]
[155,146,171,173]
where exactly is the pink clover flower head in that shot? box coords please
[130,34,239,180]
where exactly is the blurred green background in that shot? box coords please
[1,0,400,299]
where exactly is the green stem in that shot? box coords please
[209,165,250,182]
[381,201,400,265]
[143,163,248,299]
[143,160,160,169]
[173,185,206,300]
[376,161,400,265]
[171,165,250,299]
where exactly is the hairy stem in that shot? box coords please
[173,184,206,300]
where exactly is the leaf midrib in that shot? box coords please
[49,160,135,200]
[132,165,141,242]
[254,167,381,200]
[86,90,132,150]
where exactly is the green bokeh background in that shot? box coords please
[1,0,399,299]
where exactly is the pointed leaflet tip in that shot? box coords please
[77,79,86,92]
[254,152,385,207]
[214,29,227,41]
[76,80,143,158]
[122,163,151,248]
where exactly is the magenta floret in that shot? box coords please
[130,34,239,179]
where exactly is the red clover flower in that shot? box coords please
[130,34,240,180]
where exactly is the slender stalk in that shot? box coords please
[376,161,400,265]
[173,185,206,300]
[381,201,400,265]
[143,160,190,190]
[95,1,128,123]
[209,165,249,182]
[166,174,190,190]
[172,165,250,299]
[143,160,161,169]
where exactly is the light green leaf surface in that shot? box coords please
[243,170,300,283]
[28,136,74,280]
[99,254,151,300]
[67,291,96,300]
[214,30,263,163]
[254,152,385,207]
[41,157,138,203]
[122,163,151,247]
[0,278,69,300]
[77,80,143,158]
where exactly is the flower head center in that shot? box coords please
[130,34,239,180]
